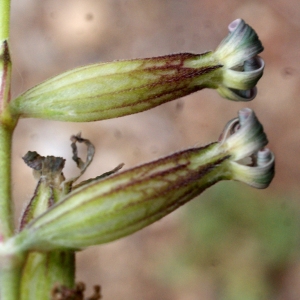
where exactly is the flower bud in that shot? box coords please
[19,153,66,230]
[218,108,274,188]
[10,20,263,122]
[11,108,274,252]
[214,19,264,101]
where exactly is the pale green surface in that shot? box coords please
[0,125,14,239]
[0,0,10,42]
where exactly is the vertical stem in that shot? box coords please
[0,0,10,43]
[0,3,22,300]
[0,124,14,240]
[0,3,14,241]
[20,251,75,300]
[0,55,18,300]
[0,264,23,300]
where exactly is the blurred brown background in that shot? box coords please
[9,0,300,299]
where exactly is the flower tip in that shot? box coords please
[217,19,265,100]
[228,19,242,32]
[220,108,267,161]
[238,107,253,124]
[219,108,275,189]
[215,19,263,69]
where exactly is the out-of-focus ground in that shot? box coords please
[9,0,300,299]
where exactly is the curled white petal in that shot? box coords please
[230,148,275,189]
[217,86,257,101]
[219,108,275,188]
[214,19,264,102]
[220,108,267,161]
[215,19,264,68]
[222,57,264,90]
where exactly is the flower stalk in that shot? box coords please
[0,0,10,43]
[0,3,22,299]
[0,40,16,241]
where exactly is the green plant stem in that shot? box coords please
[0,264,23,300]
[0,0,10,42]
[0,117,21,300]
[0,0,13,241]
[21,251,75,300]
[0,2,22,300]
[0,124,14,240]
